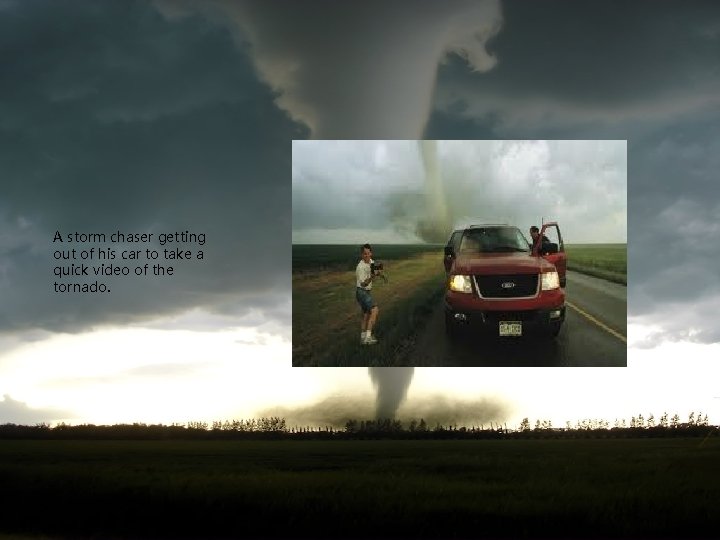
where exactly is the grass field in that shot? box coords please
[565,243,627,284]
[1,438,718,538]
[292,243,445,272]
[293,249,445,366]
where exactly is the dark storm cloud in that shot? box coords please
[430,1,720,135]
[0,394,73,424]
[0,1,303,333]
[157,0,503,138]
[426,1,720,344]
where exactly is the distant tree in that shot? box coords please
[647,414,655,428]
[520,418,531,432]
[418,419,428,432]
[408,419,417,432]
[688,412,696,426]
[345,419,358,433]
[671,414,680,428]
[535,420,541,431]
[659,412,669,428]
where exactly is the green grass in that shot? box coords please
[292,243,444,272]
[293,251,445,366]
[565,243,627,285]
[1,438,718,538]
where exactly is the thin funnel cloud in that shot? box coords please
[417,139,452,242]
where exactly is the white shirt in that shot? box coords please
[356,259,373,290]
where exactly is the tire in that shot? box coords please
[547,322,562,338]
[445,312,459,339]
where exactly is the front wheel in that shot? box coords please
[445,312,459,339]
[546,322,562,338]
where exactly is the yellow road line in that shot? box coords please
[566,301,627,344]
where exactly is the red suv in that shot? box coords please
[444,223,566,338]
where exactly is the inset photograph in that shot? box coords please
[292,140,626,367]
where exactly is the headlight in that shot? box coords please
[541,271,560,290]
[449,274,473,293]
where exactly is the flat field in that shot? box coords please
[292,243,444,272]
[292,245,446,366]
[1,438,718,538]
[565,243,627,284]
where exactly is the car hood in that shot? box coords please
[452,252,556,275]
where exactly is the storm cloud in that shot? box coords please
[1,0,719,425]
[260,393,509,429]
[156,0,503,138]
[293,140,627,244]
[0,1,300,334]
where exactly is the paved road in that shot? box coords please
[405,271,627,367]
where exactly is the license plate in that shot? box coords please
[499,321,522,336]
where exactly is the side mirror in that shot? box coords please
[542,243,559,255]
[444,245,454,258]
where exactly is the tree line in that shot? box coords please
[0,412,715,440]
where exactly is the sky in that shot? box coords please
[1,0,719,428]
[292,139,627,245]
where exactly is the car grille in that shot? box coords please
[475,274,538,298]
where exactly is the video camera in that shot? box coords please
[371,261,387,283]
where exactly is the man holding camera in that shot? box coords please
[356,243,380,345]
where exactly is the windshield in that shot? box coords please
[458,227,530,254]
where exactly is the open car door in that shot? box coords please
[534,222,567,288]
[443,230,463,274]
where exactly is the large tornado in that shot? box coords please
[368,367,414,419]
[417,140,452,243]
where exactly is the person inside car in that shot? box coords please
[529,226,553,254]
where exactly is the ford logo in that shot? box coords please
[501,282,516,289]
